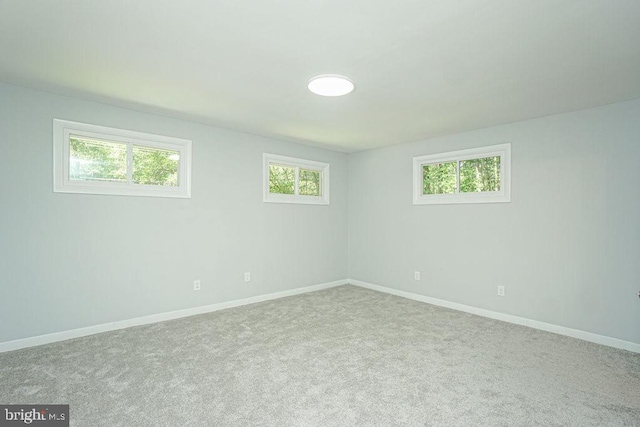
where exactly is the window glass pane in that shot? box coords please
[69,136,127,183]
[132,145,179,186]
[299,168,321,196]
[459,156,501,193]
[423,162,457,194]
[269,164,295,194]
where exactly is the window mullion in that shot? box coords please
[294,166,300,196]
[127,143,133,185]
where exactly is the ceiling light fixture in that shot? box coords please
[307,74,355,97]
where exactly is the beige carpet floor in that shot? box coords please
[0,285,638,426]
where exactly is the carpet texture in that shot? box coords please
[0,285,638,426]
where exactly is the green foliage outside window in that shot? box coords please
[299,169,321,196]
[423,156,500,195]
[69,136,179,186]
[423,162,456,194]
[70,137,127,182]
[132,146,179,186]
[269,164,322,196]
[459,156,500,193]
[269,164,295,194]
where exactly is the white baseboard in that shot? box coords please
[4,279,637,354]
[349,279,640,354]
[0,279,348,353]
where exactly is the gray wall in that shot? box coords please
[0,83,349,343]
[2,81,638,347]
[348,98,640,344]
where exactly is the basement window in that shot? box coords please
[53,119,192,198]
[413,143,511,205]
[263,153,329,205]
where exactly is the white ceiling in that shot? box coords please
[1,1,639,152]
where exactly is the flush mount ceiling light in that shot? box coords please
[307,74,355,97]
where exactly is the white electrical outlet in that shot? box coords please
[193,280,201,291]
[497,285,505,297]
[414,271,421,280]
[244,272,251,282]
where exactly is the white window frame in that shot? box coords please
[413,143,511,205]
[53,119,192,198]
[263,153,330,205]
